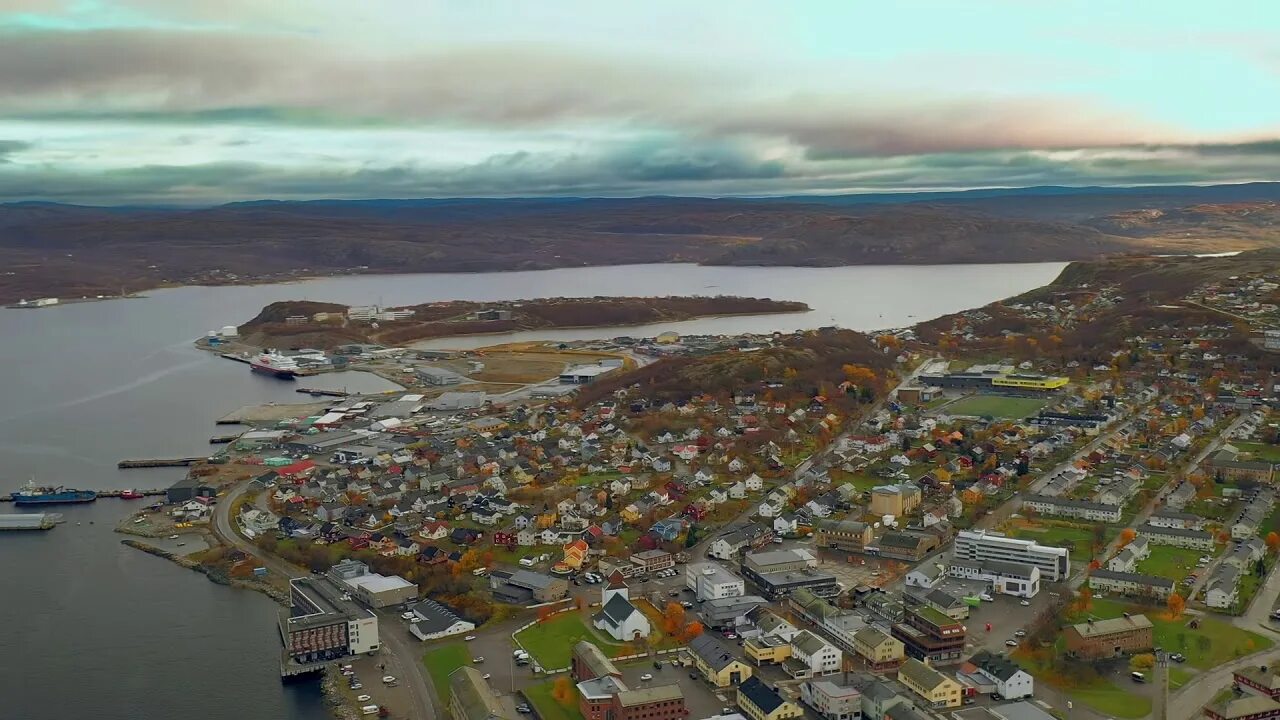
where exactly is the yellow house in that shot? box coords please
[898,658,962,709]
[737,676,803,720]
[689,634,753,688]
[852,627,904,670]
[655,331,680,344]
[744,636,792,666]
[536,510,558,529]
[562,539,589,569]
[620,504,643,523]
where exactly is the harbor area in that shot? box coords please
[0,513,63,531]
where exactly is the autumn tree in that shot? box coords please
[1074,587,1093,613]
[551,676,576,705]
[1167,592,1185,618]
[662,602,686,635]
[682,621,704,641]
[1130,653,1156,671]
[1118,528,1137,548]
[1267,532,1280,555]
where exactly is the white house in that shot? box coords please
[789,630,842,678]
[758,499,782,518]
[905,562,946,589]
[1106,537,1150,573]
[745,474,764,492]
[774,514,799,536]
[969,650,1034,699]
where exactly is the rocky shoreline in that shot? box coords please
[120,538,289,606]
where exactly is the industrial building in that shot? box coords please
[448,667,511,720]
[328,559,417,608]
[278,577,379,675]
[559,363,620,384]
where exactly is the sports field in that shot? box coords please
[943,394,1047,419]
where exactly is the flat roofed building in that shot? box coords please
[801,679,863,720]
[279,576,379,674]
[1137,523,1215,551]
[954,530,1068,582]
[1087,569,1174,600]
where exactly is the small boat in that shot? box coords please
[119,489,145,499]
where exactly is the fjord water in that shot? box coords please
[0,261,1064,719]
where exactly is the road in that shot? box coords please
[211,481,439,720]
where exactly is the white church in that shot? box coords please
[592,571,651,642]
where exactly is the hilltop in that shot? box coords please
[6,186,1280,304]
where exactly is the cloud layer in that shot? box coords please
[0,2,1278,204]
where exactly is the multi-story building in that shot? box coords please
[877,531,940,562]
[1235,667,1280,700]
[742,549,837,599]
[328,559,418,608]
[1203,695,1280,720]
[870,484,922,516]
[738,676,804,720]
[892,606,966,665]
[686,562,746,601]
[491,569,569,603]
[1208,449,1275,484]
[967,650,1034,700]
[852,627,905,671]
[814,519,874,553]
[1021,495,1122,523]
[787,588,866,652]
[745,635,792,666]
[574,641,686,720]
[801,679,863,720]
[953,530,1069,582]
[897,658,962,709]
[1137,524,1215,551]
[709,526,774,560]
[787,630,842,678]
[631,549,675,574]
[1063,615,1153,660]
[448,667,511,720]
[1088,569,1174,600]
[689,633,753,687]
[572,640,621,682]
[279,576,379,674]
[1148,509,1205,530]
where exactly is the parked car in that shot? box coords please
[401,611,415,620]
[640,674,653,681]
[464,635,477,641]
[1014,630,1026,637]
[472,657,484,663]
[1005,639,1019,647]
[1019,600,1031,607]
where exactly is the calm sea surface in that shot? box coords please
[0,261,1064,719]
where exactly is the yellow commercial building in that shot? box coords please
[744,636,792,666]
[991,374,1069,391]
[898,658,962,709]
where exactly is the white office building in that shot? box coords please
[953,530,1069,582]
[686,562,746,601]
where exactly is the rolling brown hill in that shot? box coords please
[1,193,1276,304]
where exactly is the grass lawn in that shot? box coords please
[525,679,585,720]
[569,472,621,487]
[1169,666,1194,690]
[830,469,886,493]
[515,611,625,669]
[1234,442,1280,463]
[1011,523,1106,560]
[944,394,1048,419]
[1136,546,1205,580]
[423,642,469,703]
[1071,686,1152,718]
[1080,599,1271,669]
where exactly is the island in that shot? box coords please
[233,295,811,349]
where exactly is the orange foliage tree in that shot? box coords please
[1118,528,1137,548]
[662,602,686,635]
[681,621,704,642]
[1268,532,1280,555]
[1167,592,1186,618]
[551,676,576,705]
[1074,587,1093,613]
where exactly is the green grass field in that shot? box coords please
[515,611,625,669]
[1011,523,1106,561]
[944,394,1048,419]
[1071,686,1152,718]
[423,643,469,703]
[1136,546,1205,580]
[1081,599,1271,669]
[525,679,585,720]
[1234,442,1280,463]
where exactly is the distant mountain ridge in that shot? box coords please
[2,183,1279,304]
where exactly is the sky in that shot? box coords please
[2,1,1280,204]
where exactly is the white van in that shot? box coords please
[1131,672,1146,683]
[472,567,489,576]
[361,705,380,716]
[519,557,535,567]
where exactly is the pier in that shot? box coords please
[117,457,207,469]
[0,513,63,530]
[295,387,348,397]
[209,434,241,444]
[219,352,251,364]
[0,489,164,502]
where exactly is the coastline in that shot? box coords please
[120,538,290,606]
